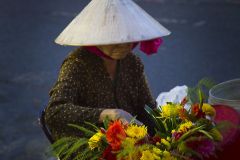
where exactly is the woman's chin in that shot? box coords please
[112,55,127,60]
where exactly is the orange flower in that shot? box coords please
[106,120,126,150]
[191,104,205,118]
[191,103,200,115]
[179,108,188,120]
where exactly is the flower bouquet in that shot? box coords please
[51,79,230,160]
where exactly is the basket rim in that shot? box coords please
[209,78,240,103]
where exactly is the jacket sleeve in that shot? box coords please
[44,56,106,140]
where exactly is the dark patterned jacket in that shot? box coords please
[44,47,156,141]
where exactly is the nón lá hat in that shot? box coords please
[55,0,171,46]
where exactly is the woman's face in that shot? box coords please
[97,43,133,60]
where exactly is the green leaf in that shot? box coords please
[72,147,93,160]
[84,121,99,131]
[145,105,166,133]
[198,88,203,108]
[68,124,95,137]
[165,118,173,132]
[178,125,205,142]
[62,138,89,160]
[103,116,110,129]
[209,128,223,141]
[198,78,215,90]
[51,137,77,158]
[187,78,215,104]
[198,130,213,140]
[90,152,102,160]
[51,137,76,153]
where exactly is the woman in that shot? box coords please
[44,0,171,141]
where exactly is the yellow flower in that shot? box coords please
[122,137,136,147]
[161,138,171,150]
[166,137,171,141]
[162,150,171,158]
[125,124,148,139]
[171,130,176,134]
[202,103,216,117]
[153,147,162,155]
[153,154,161,160]
[161,104,182,118]
[88,131,104,150]
[178,121,193,133]
[156,142,161,146]
[162,150,176,160]
[140,150,155,160]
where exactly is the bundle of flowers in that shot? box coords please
[51,79,226,160]
[144,101,222,160]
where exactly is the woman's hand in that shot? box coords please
[99,109,143,125]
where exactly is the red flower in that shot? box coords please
[152,135,161,143]
[181,97,188,106]
[172,131,183,140]
[106,120,126,150]
[100,145,117,160]
[100,127,106,134]
[191,104,199,114]
[191,104,205,118]
[135,138,147,146]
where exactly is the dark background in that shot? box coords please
[0,0,239,159]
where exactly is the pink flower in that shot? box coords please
[172,131,183,140]
[140,38,163,55]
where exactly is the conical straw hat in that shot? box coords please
[55,0,171,46]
